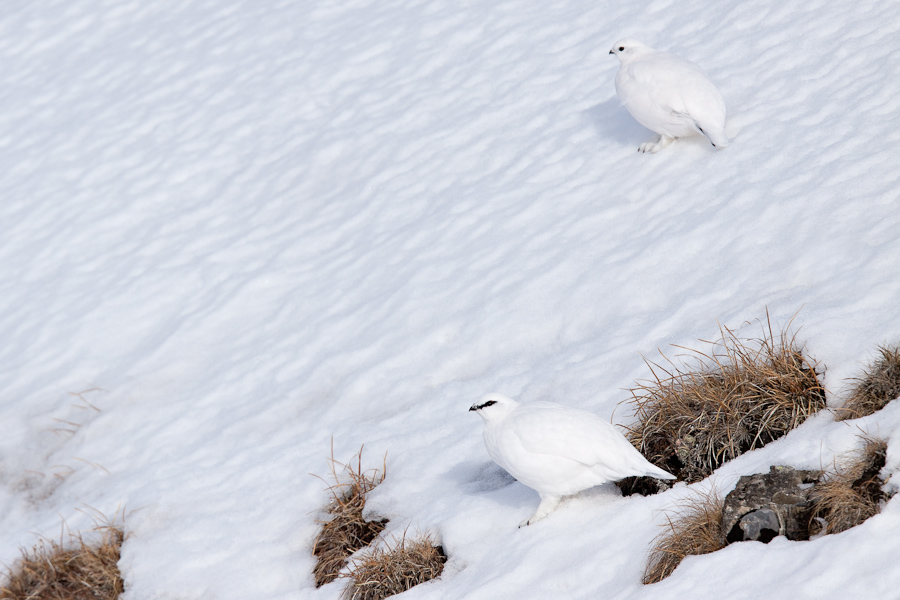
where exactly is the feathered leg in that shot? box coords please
[519,494,562,527]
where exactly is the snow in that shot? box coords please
[1,0,899,598]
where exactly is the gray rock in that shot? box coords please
[722,466,822,544]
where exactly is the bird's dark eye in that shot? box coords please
[479,400,497,409]
[619,46,625,51]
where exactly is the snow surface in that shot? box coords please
[1,0,899,599]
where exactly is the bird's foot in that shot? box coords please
[638,135,674,154]
[519,495,562,527]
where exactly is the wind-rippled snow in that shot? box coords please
[1,1,899,599]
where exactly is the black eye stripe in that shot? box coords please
[476,400,497,410]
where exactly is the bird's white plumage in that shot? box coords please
[609,38,729,153]
[470,393,675,526]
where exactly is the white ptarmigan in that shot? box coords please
[609,38,729,153]
[470,393,675,527]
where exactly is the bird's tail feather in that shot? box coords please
[695,121,729,148]
[645,463,677,480]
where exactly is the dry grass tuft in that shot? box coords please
[313,446,388,588]
[1,524,124,600]
[809,437,890,535]
[836,345,900,421]
[643,492,724,585]
[624,314,826,485]
[342,534,447,600]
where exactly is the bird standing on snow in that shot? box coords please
[609,38,729,153]
[469,393,675,527]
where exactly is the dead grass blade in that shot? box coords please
[835,344,900,421]
[643,491,724,585]
[1,521,125,600]
[809,436,891,535]
[623,312,826,486]
[342,533,447,600]
[312,444,388,587]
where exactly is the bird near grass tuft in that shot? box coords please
[609,38,729,153]
[470,393,675,527]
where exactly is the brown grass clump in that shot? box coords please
[835,344,900,421]
[643,492,724,584]
[809,437,891,535]
[342,534,447,600]
[1,524,124,600]
[313,446,388,587]
[623,314,826,487]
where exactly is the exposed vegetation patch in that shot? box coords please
[644,438,894,585]
[342,534,447,600]
[809,437,891,535]
[836,344,900,421]
[1,524,124,600]
[621,315,826,491]
[643,492,724,585]
[313,447,388,587]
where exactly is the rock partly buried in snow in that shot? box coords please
[617,474,675,497]
[722,466,822,544]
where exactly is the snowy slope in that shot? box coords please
[1,0,899,599]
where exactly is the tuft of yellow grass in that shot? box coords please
[624,314,826,485]
[342,534,446,600]
[313,446,388,587]
[809,437,890,535]
[835,344,900,421]
[1,524,124,600]
[643,492,724,585]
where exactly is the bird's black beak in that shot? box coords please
[609,49,614,55]
[469,399,497,411]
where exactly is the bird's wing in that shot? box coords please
[623,54,718,115]
[507,404,640,468]
[680,84,728,145]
